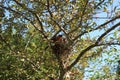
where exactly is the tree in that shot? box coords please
[0,0,120,80]
[116,60,120,80]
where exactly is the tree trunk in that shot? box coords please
[58,70,65,80]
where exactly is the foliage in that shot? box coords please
[0,0,120,80]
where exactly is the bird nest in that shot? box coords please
[51,35,71,61]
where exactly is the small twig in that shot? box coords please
[92,17,113,19]
[94,0,105,9]
[46,0,53,17]
[13,0,35,14]
[34,14,44,31]
[72,24,89,41]
[24,33,34,51]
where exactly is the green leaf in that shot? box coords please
[103,7,108,12]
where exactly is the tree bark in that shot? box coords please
[58,69,65,80]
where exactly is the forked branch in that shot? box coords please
[66,22,120,71]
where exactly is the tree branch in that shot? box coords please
[84,42,120,59]
[45,0,72,42]
[46,0,53,17]
[51,17,72,43]
[24,33,34,51]
[68,0,89,35]
[66,44,96,71]
[73,15,120,42]
[99,42,120,46]
[94,0,105,9]
[66,22,120,71]
[34,13,44,31]
[13,0,36,14]
[0,5,48,39]
[50,17,77,41]
[13,0,46,37]
[95,22,120,44]
[50,1,89,43]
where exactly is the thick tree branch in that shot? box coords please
[95,22,120,44]
[96,15,120,29]
[66,22,120,71]
[66,44,96,71]
[84,42,120,59]
[92,16,113,19]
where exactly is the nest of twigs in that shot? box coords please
[51,35,71,62]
